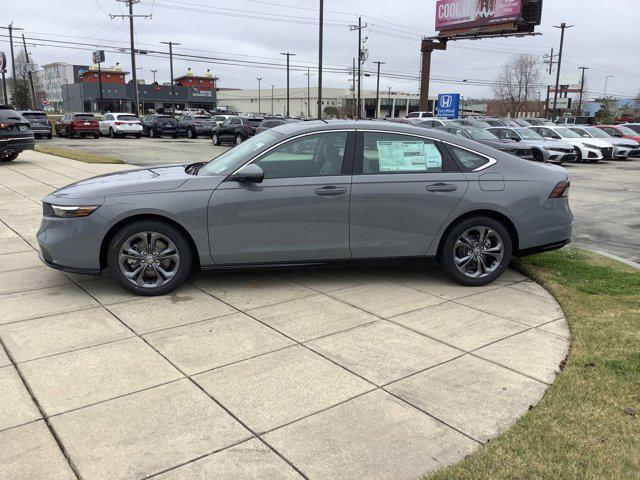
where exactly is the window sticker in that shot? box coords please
[376,141,442,171]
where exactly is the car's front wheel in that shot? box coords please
[439,216,512,286]
[108,220,193,295]
[212,133,220,145]
[235,134,243,145]
[0,151,19,162]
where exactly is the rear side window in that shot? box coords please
[361,132,444,174]
[450,146,491,171]
[247,119,263,127]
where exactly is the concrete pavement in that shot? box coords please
[0,151,569,480]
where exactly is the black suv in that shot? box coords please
[0,106,35,162]
[212,116,263,145]
[20,110,52,139]
[177,113,216,138]
[141,114,179,138]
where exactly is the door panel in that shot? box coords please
[209,131,353,264]
[349,131,468,258]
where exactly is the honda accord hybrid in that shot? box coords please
[37,121,573,296]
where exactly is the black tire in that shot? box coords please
[135,133,141,139]
[187,128,196,139]
[108,220,193,296]
[94,133,100,139]
[235,134,243,146]
[67,129,74,139]
[46,133,53,140]
[149,129,156,138]
[212,133,220,145]
[109,128,116,139]
[438,216,512,287]
[532,149,543,162]
[574,147,583,163]
[0,151,20,162]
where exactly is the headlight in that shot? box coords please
[47,204,100,218]
[583,143,600,150]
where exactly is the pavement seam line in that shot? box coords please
[0,337,82,480]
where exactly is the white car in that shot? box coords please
[528,125,614,162]
[212,114,236,126]
[568,126,640,159]
[99,113,143,138]
[405,111,433,119]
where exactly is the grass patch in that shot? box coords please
[427,248,640,480]
[35,145,124,164]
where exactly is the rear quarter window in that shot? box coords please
[449,146,492,171]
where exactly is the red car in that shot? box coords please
[55,113,100,139]
[598,125,640,143]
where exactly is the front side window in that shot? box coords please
[569,128,591,138]
[555,127,581,138]
[362,132,443,174]
[467,128,499,141]
[407,112,419,118]
[450,146,491,171]
[201,130,282,176]
[255,132,348,179]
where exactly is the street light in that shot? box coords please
[256,77,262,114]
[280,52,296,117]
[604,75,613,98]
[271,84,275,115]
[150,69,158,83]
[160,41,181,113]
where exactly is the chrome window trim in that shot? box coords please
[356,128,498,172]
[232,129,352,174]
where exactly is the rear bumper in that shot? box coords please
[517,239,570,256]
[0,136,35,152]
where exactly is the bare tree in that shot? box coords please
[493,54,541,117]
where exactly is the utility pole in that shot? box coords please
[373,61,385,118]
[552,23,573,119]
[577,66,589,115]
[1,54,7,104]
[387,86,393,118]
[418,37,447,112]
[542,48,557,119]
[303,68,314,117]
[317,0,323,118]
[256,77,262,114]
[351,57,356,118]
[112,0,149,116]
[1,23,23,104]
[280,52,295,117]
[150,69,158,83]
[349,17,367,119]
[20,34,36,109]
[604,75,613,98]
[271,84,274,115]
[160,41,181,113]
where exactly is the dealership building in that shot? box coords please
[60,65,217,113]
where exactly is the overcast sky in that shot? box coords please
[3,0,638,100]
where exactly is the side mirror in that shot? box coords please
[231,164,264,183]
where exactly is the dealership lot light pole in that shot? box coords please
[552,23,573,118]
[373,61,385,118]
[317,0,324,118]
[349,17,367,119]
[280,52,295,117]
[160,41,181,113]
[577,66,589,115]
[604,75,613,98]
[256,77,262,114]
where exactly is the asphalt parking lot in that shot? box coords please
[0,151,571,480]
[42,136,640,264]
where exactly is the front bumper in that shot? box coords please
[543,149,575,164]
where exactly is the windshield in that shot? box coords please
[200,130,282,175]
[515,128,543,140]
[466,128,498,140]
[21,112,48,119]
[585,128,611,138]
[471,120,491,127]
[555,128,581,138]
[617,126,637,135]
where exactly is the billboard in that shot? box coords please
[437,93,460,119]
[436,0,523,30]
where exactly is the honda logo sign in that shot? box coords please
[437,93,460,119]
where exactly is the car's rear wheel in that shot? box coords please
[149,129,156,138]
[109,128,116,139]
[212,133,220,145]
[135,133,141,138]
[439,216,512,286]
[67,129,74,139]
[187,128,196,139]
[0,151,19,162]
[93,132,100,139]
[108,220,193,296]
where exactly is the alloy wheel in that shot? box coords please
[118,231,180,288]
[235,135,243,145]
[453,226,504,279]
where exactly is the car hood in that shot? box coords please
[605,138,639,148]
[46,164,191,201]
[539,140,574,149]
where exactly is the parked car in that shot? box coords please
[528,125,612,162]
[255,118,299,135]
[19,110,52,139]
[597,125,640,143]
[436,126,535,161]
[178,113,216,138]
[523,117,554,126]
[141,114,179,138]
[622,123,640,135]
[568,126,640,159]
[487,127,576,164]
[55,113,100,139]
[212,116,263,145]
[0,107,35,162]
[480,118,507,127]
[99,113,142,138]
[416,118,453,128]
[212,114,237,126]
[511,119,532,127]
[405,111,433,119]
[37,120,573,295]
[555,116,596,126]
[449,119,492,128]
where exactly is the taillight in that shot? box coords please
[549,181,570,198]
[115,121,124,125]
[0,122,10,129]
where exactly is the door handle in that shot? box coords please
[426,183,457,192]
[315,186,347,196]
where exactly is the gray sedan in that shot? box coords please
[487,127,577,164]
[37,121,573,295]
